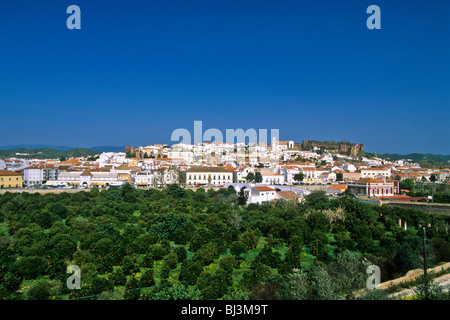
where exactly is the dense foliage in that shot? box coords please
[399,179,450,203]
[0,185,448,300]
[380,153,450,166]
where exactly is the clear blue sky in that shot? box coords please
[0,0,449,154]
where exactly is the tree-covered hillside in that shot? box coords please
[0,148,99,160]
[0,185,449,300]
[381,153,450,163]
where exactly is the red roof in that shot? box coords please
[378,195,430,202]
[80,170,92,176]
[0,170,22,176]
[253,186,275,192]
[328,184,347,190]
[357,178,393,183]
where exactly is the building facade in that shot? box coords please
[23,166,59,187]
[360,168,391,179]
[347,179,395,198]
[0,170,23,188]
[48,170,124,188]
[186,166,233,186]
[247,186,277,204]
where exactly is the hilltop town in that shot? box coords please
[1,139,448,205]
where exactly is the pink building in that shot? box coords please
[342,171,361,182]
[347,178,395,198]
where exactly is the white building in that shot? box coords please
[271,137,294,152]
[301,168,319,181]
[236,167,254,182]
[23,166,42,186]
[319,171,337,182]
[224,183,311,203]
[111,164,133,175]
[98,152,127,167]
[247,186,277,204]
[261,171,285,185]
[280,165,301,184]
[134,172,157,187]
[362,157,383,166]
[186,166,233,186]
[360,168,391,179]
[342,163,357,172]
[168,150,194,164]
[23,165,59,187]
[320,154,334,163]
[48,170,124,188]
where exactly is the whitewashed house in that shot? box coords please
[186,166,233,186]
[247,186,277,204]
[360,167,391,179]
[342,163,357,172]
[261,171,285,185]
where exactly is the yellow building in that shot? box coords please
[127,159,139,168]
[118,172,131,182]
[0,170,23,188]
[112,164,132,183]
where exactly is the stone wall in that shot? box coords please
[354,262,450,298]
[378,262,450,290]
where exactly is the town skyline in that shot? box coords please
[1,1,449,154]
[0,138,449,157]
[2,134,449,209]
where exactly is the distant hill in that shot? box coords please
[90,146,126,152]
[0,144,77,151]
[0,145,126,153]
[0,148,100,159]
[380,153,450,163]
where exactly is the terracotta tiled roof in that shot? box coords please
[223,165,236,172]
[328,184,347,190]
[80,170,92,176]
[276,191,300,199]
[60,159,82,164]
[253,186,275,192]
[115,164,131,170]
[187,166,230,173]
[0,170,22,176]
[355,178,393,183]
[261,172,282,176]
